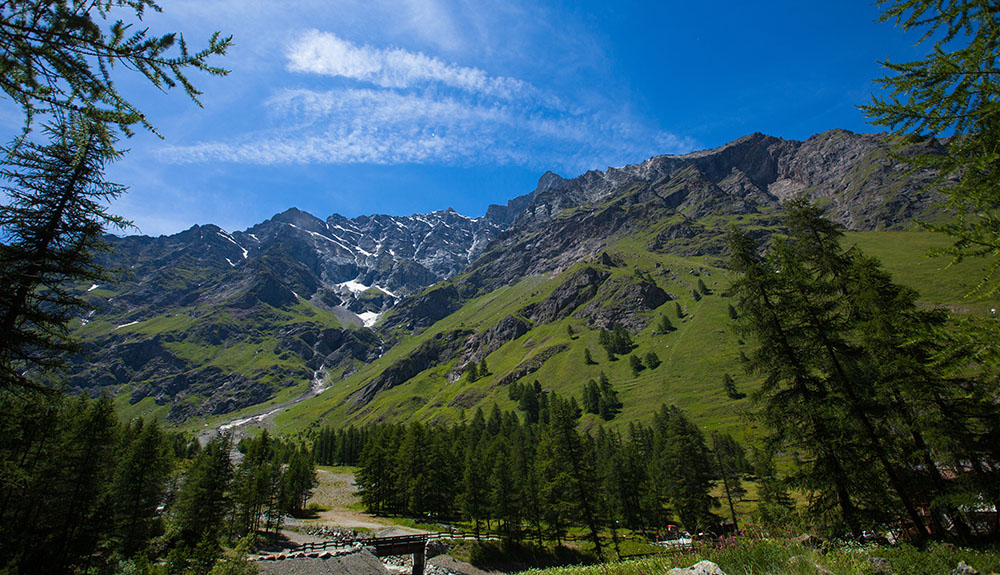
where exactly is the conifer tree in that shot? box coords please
[536,398,604,558]
[0,2,230,391]
[650,405,716,532]
[711,432,747,531]
[0,117,129,390]
[644,351,661,369]
[281,447,317,517]
[583,379,601,414]
[598,374,622,421]
[863,0,1000,293]
[584,347,596,365]
[111,418,173,557]
[172,435,233,548]
[0,0,231,136]
[629,353,644,376]
[518,384,541,424]
[722,373,744,400]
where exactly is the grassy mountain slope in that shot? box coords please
[273,226,997,437]
[55,129,983,430]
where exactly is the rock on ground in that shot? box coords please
[667,560,727,575]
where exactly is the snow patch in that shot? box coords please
[358,311,381,327]
[87,283,100,292]
[115,320,141,330]
[217,231,248,259]
[287,223,354,253]
[372,284,397,298]
[225,258,235,267]
[338,279,370,294]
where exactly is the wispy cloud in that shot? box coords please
[160,29,696,173]
[287,30,526,99]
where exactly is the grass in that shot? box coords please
[516,539,1000,575]
[273,228,996,437]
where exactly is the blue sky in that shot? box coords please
[51,1,930,236]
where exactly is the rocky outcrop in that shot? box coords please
[522,267,610,324]
[378,284,464,334]
[351,329,473,408]
[495,344,570,387]
[577,275,671,331]
[461,314,532,362]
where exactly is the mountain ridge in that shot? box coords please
[65,129,948,423]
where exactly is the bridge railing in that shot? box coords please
[290,531,496,554]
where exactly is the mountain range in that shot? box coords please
[62,129,950,427]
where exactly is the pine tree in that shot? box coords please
[644,351,661,369]
[657,314,674,334]
[478,357,489,377]
[598,375,622,421]
[0,2,230,390]
[172,435,233,547]
[465,361,479,382]
[0,0,231,135]
[584,347,596,365]
[583,379,601,414]
[0,118,130,390]
[728,303,738,320]
[728,224,870,536]
[649,405,716,532]
[281,447,317,517]
[537,398,604,558]
[711,432,747,531]
[111,418,173,557]
[460,438,489,538]
[629,353,644,376]
[863,0,1000,294]
[675,302,684,319]
[697,278,711,295]
[518,383,541,424]
[722,374,744,400]
[728,200,961,539]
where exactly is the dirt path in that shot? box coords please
[304,470,426,534]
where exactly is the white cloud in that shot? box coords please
[160,87,695,171]
[286,30,527,99]
[158,23,697,174]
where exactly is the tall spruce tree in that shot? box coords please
[0,118,129,390]
[726,199,993,538]
[863,0,1000,294]
[172,434,233,548]
[728,223,872,536]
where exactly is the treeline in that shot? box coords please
[319,398,747,559]
[0,390,316,574]
[729,199,1000,542]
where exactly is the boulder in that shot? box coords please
[667,560,727,575]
